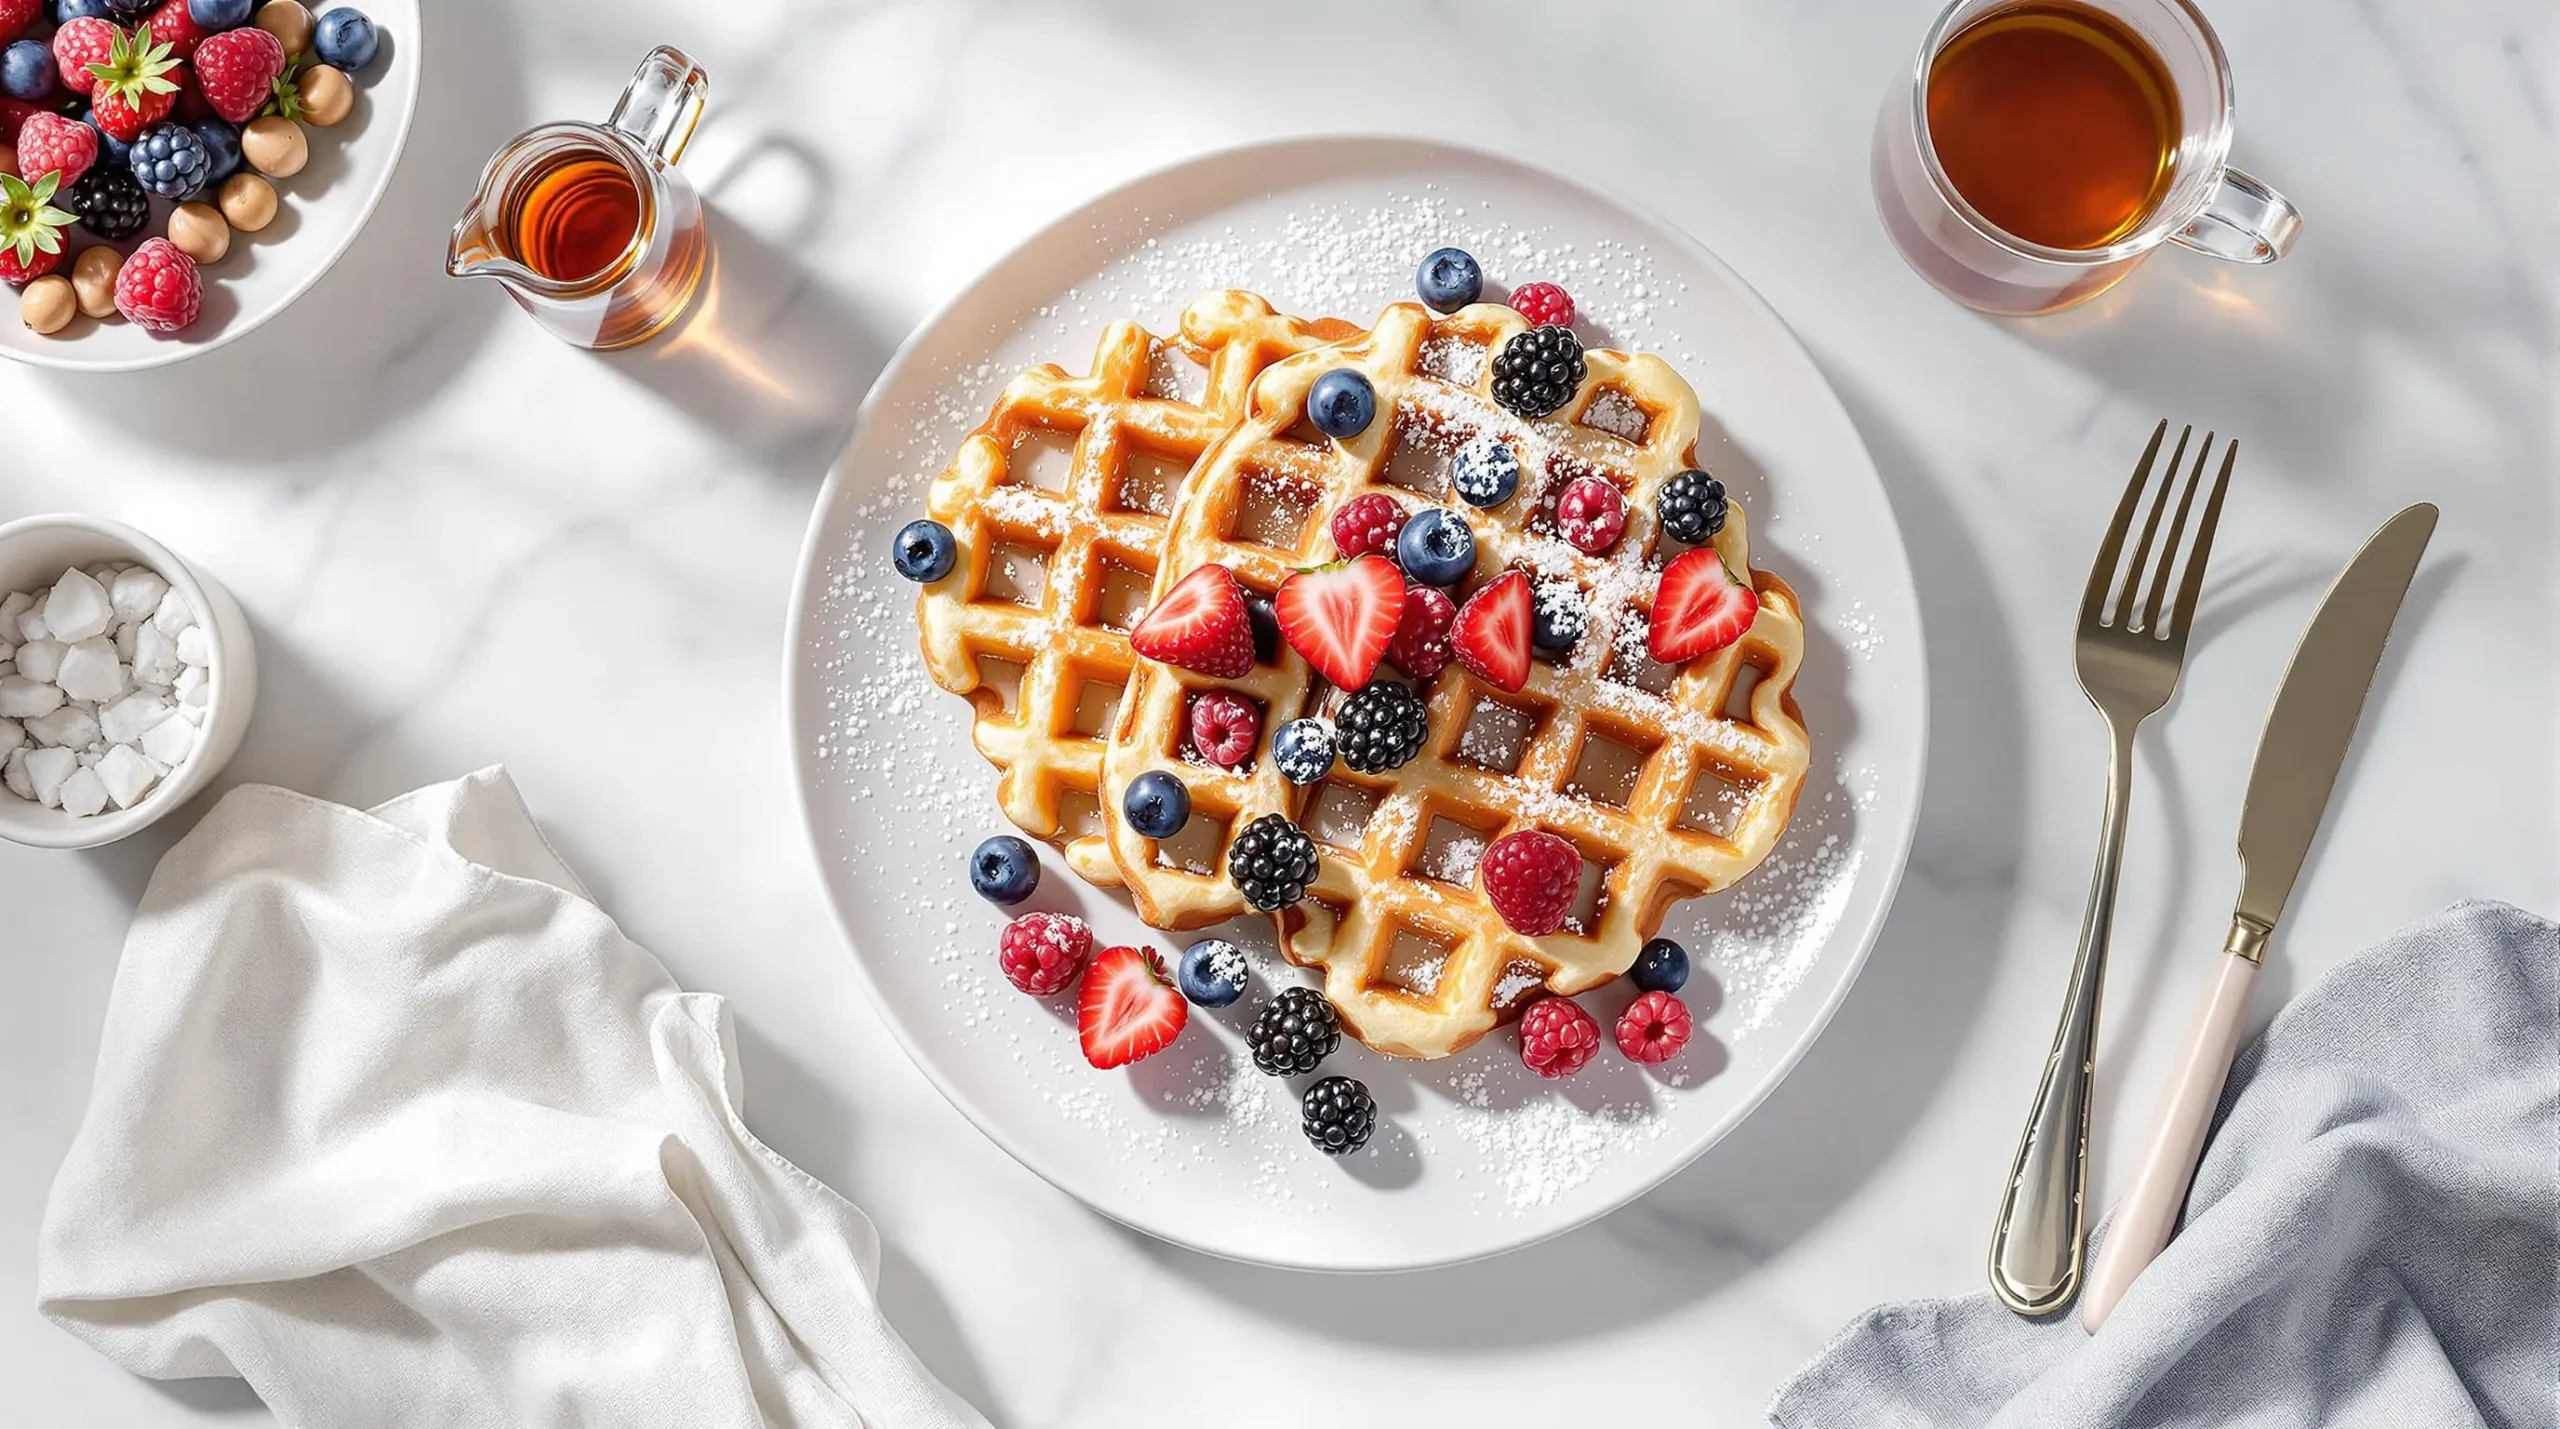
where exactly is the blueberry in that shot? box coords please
[187,0,253,25]
[98,0,149,18]
[312,6,380,71]
[2,42,57,104]
[1177,939,1249,1008]
[56,0,116,17]
[191,119,243,186]
[1246,593,1280,664]
[891,518,957,582]
[81,109,132,166]
[1271,717,1336,785]
[1306,369,1375,441]
[1122,770,1190,840]
[1395,507,1477,586]
[968,835,1039,906]
[1532,582,1586,654]
[1451,437,1520,509]
[1416,246,1483,313]
[1630,937,1689,994]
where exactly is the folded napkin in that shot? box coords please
[1770,900,2559,1428]
[38,769,987,1429]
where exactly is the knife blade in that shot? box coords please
[2080,501,2436,1332]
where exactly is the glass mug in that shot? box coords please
[448,47,712,351]
[1873,0,2301,316]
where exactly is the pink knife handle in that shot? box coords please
[2081,947,2260,1332]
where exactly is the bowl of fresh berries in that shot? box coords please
[0,0,416,371]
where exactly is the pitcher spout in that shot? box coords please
[446,200,502,280]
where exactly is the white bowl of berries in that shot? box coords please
[0,0,417,372]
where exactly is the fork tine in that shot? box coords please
[2081,421,2171,626]
[2165,439,2237,641]
[2111,426,2190,628]
[2140,433,2211,633]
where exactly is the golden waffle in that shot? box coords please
[914,296,1356,886]
[1103,296,1811,1058]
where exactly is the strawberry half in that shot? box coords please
[1130,564,1255,679]
[1077,946,1188,1069]
[1648,548,1759,664]
[1451,569,1532,692]
[1275,554,1405,690]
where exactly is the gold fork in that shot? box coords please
[1987,421,2238,1316]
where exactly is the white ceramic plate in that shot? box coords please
[786,136,1926,1271]
[0,0,420,373]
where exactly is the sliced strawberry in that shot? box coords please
[1275,553,1405,690]
[1130,564,1254,679]
[1077,946,1188,1069]
[1648,548,1758,664]
[1451,570,1532,692]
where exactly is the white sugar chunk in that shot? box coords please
[96,744,159,808]
[15,608,47,643]
[99,691,170,745]
[175,701,204,725]
[0,675,64,719]
[23,745,76,807]
[27,704,99,750]
[54,637,126,704]
[174,624,210,668]
[3,748,30,800]
[41,568,113,644]
[140,712,195,766]
[0,717,21,757]
[14,637,64,684]
[176,665,209,707]
[152,588,197,636]
[115,620,140,662]
[132,621,180,686]
[56,765,108,817]
[82,563,118,586]
[109,568,169,624]
[0,592,29,635]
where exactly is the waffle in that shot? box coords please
[1102,296,1811,1059]
[914,296,1357,886]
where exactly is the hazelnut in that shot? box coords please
[254,0,314,55]
[169,202,231,265]
[20,275,75,336]
[297,64,353,126]
[72,246,122,318]
[242,117,307,179]
[219,172,278,231]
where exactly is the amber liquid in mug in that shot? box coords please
[1926,1,2180,251]
[506,155,643,282]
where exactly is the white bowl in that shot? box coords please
[0,0,422,374]
[0,514,258,849]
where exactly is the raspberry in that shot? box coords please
[145,1,210,59]
[1508,281,1574,329]
[15,114,100,188]
[1518,995,1600,1078]
[51,18,119,100]
[1385,584,1455,679]
[1188,690,1260,769]
[997,911,1091,996]
[1553,477,1626,555]
[112,235,198,331]
[1615,990,1692,1064]
[188,23,281,124]
[1329,491,1405,560]
[1479,828,1581,937]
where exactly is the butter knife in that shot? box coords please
[2079,502,2437,1332]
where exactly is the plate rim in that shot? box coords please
[783,132,1930,1273]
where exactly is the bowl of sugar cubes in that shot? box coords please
[0,514,259,850]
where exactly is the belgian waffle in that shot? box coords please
[1103,296,1811,1058]
[914,296,1357,885]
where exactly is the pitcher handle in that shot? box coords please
[2169,166,2301,265]
[607,46,709,166]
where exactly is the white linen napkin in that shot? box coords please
[37,768,988,1429]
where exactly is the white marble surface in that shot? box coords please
[3,1,2552,1423]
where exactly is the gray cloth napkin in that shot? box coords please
[1769,899,2559,1429]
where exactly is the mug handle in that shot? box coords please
[607,46,710,167]
[2170,166,2301,264]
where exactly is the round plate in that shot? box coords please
[0,0,421,374]
[786,136,1926,1271]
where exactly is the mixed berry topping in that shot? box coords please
[1187,690,1259,769]
[1121,770,1190,841]
[1518,995,1601,1078]
[1131,564,1256,679]
[1479,828,1580,937]
[1306,368,1377,440]
[968,833,1040,906]
[1270,716,1337,785]
[1531,580,1587,656]
[1077,946,1187,1069]
[1177,938,1249,1008]
[1249,986,1341,1076]
[1275,554,1404,690]
[1395,506,1477,587]
[1329,491,1406,561]
[891,518,956,582]
[1490,325,1585,419]
[1615,990,1692,1064]
[1648,547,1757,664]
[1451,435,1521,509]
[1227,813,1317,912]
[1507,280,1574,329]
[1630,936,1690,994]
[1334,680,1427,773]
[998,911,1092,996]
[1300,1075,1376,1155]
[1415,245,1483,312]
[1656,469,1728,545]
[1553,476,1626,555]
[1385,583,1456,680]
[1451,570,1532,692]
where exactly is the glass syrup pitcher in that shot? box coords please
[448,47,712,351]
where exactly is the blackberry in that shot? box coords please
[1656,469,1727,545]
[1249,986,1341,1077]
[1490,325,1585,419]
[64,165,147,242]
[1300,1075,1376,1155]
[128,123,210,200]
[1336,681,1427,773]
[1227,813,1318,912]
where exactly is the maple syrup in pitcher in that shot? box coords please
[509,156,646,284]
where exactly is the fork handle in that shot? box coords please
[1988,725,2134,1315]
[2081,937,2258,1331]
